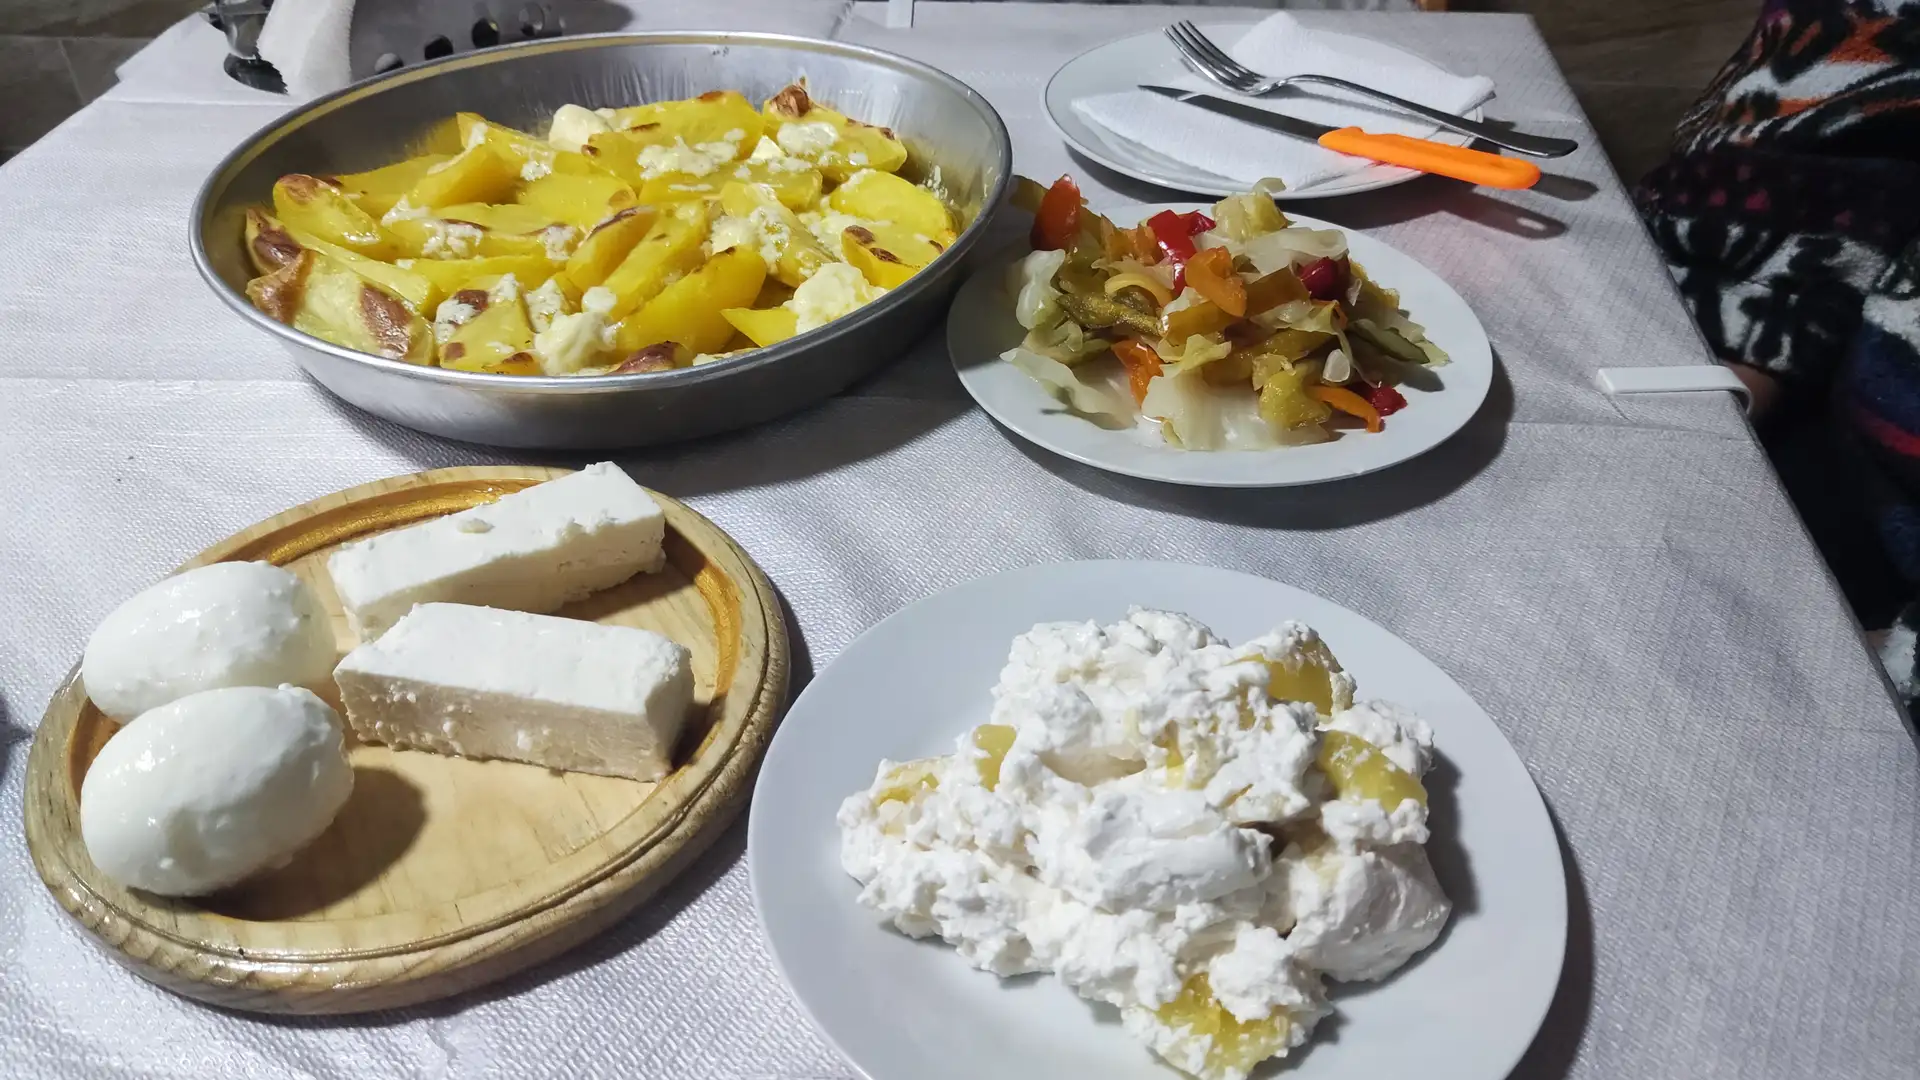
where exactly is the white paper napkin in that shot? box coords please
[255,0,356,98]
[1071,13,1495,192]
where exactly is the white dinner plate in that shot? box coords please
[1044,23,1482,200]
[948,204,1493,488]
[749,560,1566,1080]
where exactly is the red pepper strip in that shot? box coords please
[1031,175,1083,251]
[1366,384,1408,416]
[1147,210,1198,262]
[1146,210,1218,294]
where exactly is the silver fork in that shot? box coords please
[1165,20,1577,159]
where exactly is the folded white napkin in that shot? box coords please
[256,0,356,98]
[1071,13,1496,193]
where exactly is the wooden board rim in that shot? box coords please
[21,466,789,1013]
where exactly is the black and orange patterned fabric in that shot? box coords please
[1637,0,1920,688]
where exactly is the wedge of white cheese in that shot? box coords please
[327,462,665,641]
[333,603,694,781]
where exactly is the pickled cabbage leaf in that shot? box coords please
[1235,227,1349,276]
[1008,248,1068,331]
[1007,248,1107,364]
[1152,331,1233,376]
[1349,267,1448,366]
[1209,180,1290,243]
[1004,347,1135,425]
[1091,255,1177,290]
[1142,368,1330,451]
[1253,298,1343,335]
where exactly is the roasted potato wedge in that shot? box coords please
[762,83,909,182]
[247,251,433,364]
[400,143,522,209]
[601,201,712,320]
[400,254,553,298]
[840,221,947,289]
[439,283,539,373]
[454,112,600,181]
[272,174,397,259]
[385,210,569,262]
[247,209,438,312]
[828,169,952,237]
[606,90,764,149]
[332,154,450,216]
[243,208,304,275]
[560,206,660,291]
[437,202,561,235]
[607,342,693,373]
[515,172,637,231]
[718,182,835,287]
[614,248,768,356]
[720,306,800,348]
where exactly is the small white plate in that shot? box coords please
[749,560,1566,1080]
[948,204,1493,488]
[1045,23,1481,200]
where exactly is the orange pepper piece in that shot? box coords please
[1306,384,1383,432]
[1183,246,1247,318]
[1112,337,1164,405]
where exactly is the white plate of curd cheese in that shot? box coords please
[749,560,1563,1080]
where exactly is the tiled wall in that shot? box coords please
[0,0,198,162]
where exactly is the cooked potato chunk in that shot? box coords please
[332,154,450,216]
[606,90,764,150]
[721,306,800,348]
[561,206,660,291]
[435,202,559,234]
[840,221,947,289]
[385,213,556,261]
[244,207,304,275]
[762,83,909,182]
[607,342,692,373]
[516,172,637,231]
[248,208,439,312]
[400,143,521,209]
[439,281,539,373]
[828,169,952,237]
[718,182,835,287]
[615,248,767,356]
[600,201,712,320]
[454,112,599,181]
[247,251,433,364]
[400,254,552,298]
[272,174,397,259]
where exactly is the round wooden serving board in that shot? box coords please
[22,466,788,1014]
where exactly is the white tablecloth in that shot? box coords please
[2,4,1915,1079]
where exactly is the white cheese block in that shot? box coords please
[326,462,666,641]
[332,603,694,781]
[81,561,336,721]
[80,685,354,897]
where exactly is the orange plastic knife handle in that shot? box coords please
[1317,128,1542,189]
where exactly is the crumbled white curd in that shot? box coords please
[787,263,884,332]
[838,609,1450,1080]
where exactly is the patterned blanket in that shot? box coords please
[1637,0,1920,700]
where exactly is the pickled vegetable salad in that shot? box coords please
[1003,176,1449,450]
